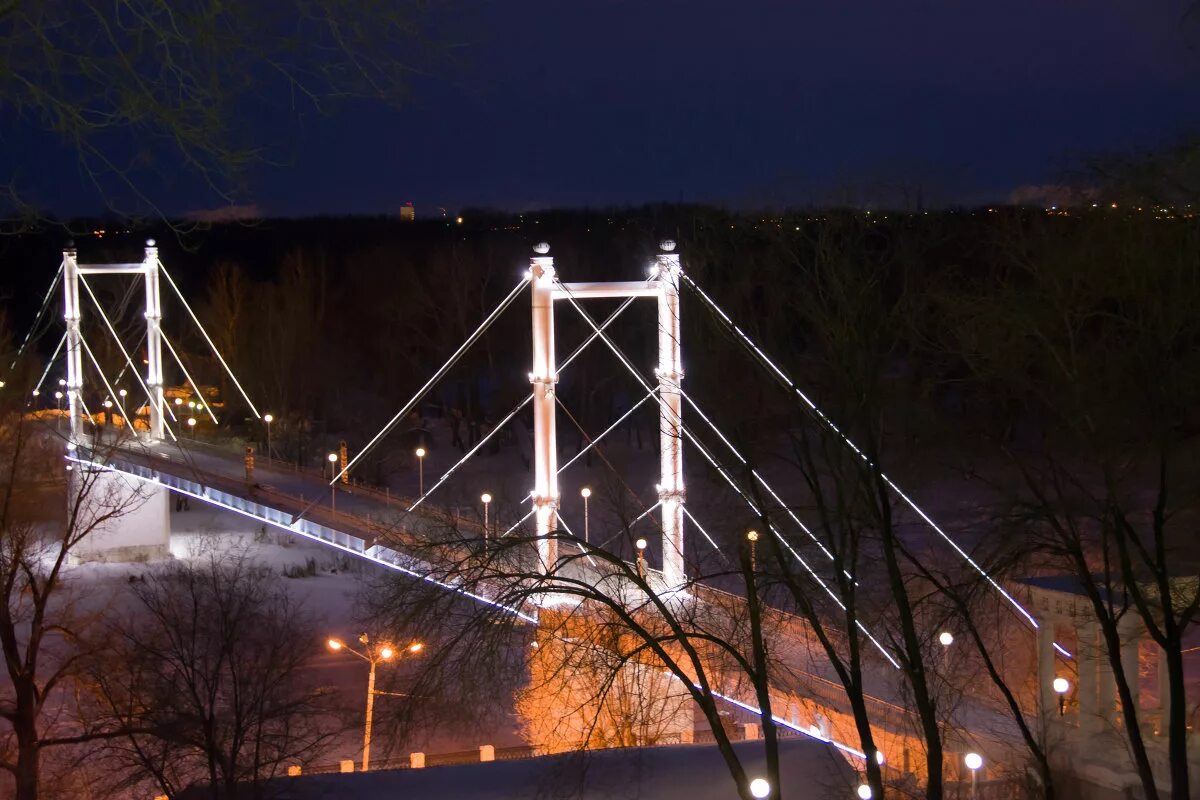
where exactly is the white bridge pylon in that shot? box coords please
[530,241,686,588]
[63,240,167,443]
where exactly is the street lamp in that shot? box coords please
[635,537,647,578]
[326,635,425,772]
[580,487,592,544]
[747,529,759,571]
[748,777,771,799]
[263,414,274,460]
[481,492,492,539]
[1053,677,1070,715]
[328,453,339,511]
[58,378,66,387]
[415,447,426,495]
[187,417,197,438]
[964,752,983,799]
[174,397,183,407]
[857,784,873,800]
[938,630,954,670]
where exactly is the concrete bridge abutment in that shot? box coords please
[69,464,172,564]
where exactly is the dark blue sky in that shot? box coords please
[15,1,1200,215]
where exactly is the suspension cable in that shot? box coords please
[78,333,137,432]
[79,275,176,425]
[158,260,261,418]
[680,271,1039,630]
[405,296,638,515]
[160,330,219,424]
[554,280,900,667]
[10,260,64,372]
[291,276,531,525]
[32,333,66,396]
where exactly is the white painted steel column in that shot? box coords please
[530,243,558,573]
[63,244,84,443]
[143,240,165,441]
[655,240,685,588]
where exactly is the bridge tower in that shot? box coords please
[63,239,166,445]
[64,240,171,562]
[529,243,560,573]
[530,241,687,587]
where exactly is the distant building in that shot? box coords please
[400,203,415,222]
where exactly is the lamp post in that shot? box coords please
[481,492,492,540]
[635,538,647,579]
[187,417,197,438]
[964,752,983,799]
[938,630,953,671]
[1053,677,1070,716]
[328,453,339,512]
[856,785,873,800]
[747,529,759,571]
[327,635,424,772]
[415,447,426,496]
[580,487,591,544]
[263,414,274,460]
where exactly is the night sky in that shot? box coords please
[14,1,1200,216]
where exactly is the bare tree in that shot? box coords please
[0,399,146,800]
[930,211,1200,800]
[90,548,338,799]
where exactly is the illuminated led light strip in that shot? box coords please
[668,676,866,760]
[32,333,66,395]
[407,297,636,515]
[79,276,177,424]
[158,261,262,419]
[11,260,64,371]
[556,389,656,474]
[78,334,139,433]
[159,330,219,424]
[680,272,1042,632]
[556,284,900,668]
[65,455,538,623]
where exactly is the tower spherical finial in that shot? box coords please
[533,242,550,254]
[659,239,676,252]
